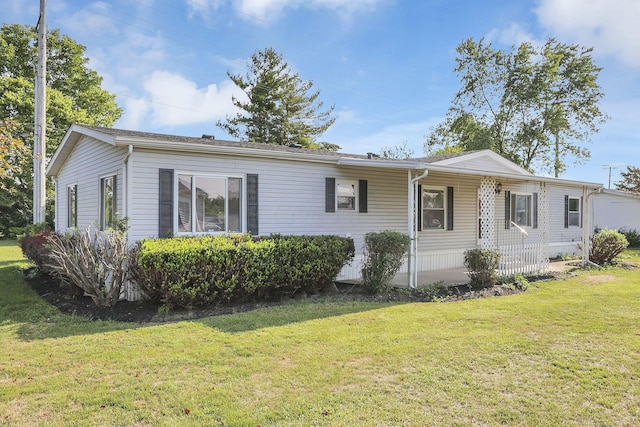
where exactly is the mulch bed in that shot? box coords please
[23,268,568,324]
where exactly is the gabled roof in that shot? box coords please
[46,125,602,188]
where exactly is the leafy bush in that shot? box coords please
[19,230,56,270]
[130,234,354,309]
[361,230,411,294]
[44,224,130,307]
[619,228,640,248]
[464,248,501,289]
[590,228,629,265]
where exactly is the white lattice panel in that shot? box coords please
[538,182,550,270]
[479,177,497,249]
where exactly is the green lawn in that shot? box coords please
[1,240,639,426]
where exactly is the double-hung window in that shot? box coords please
[511,193,533,227]
[336,181,357,211]
[100,175,116,230]
[67,184,77,228]
[567,196,581,227]
[422,187,445,229]
[177,174,242,234]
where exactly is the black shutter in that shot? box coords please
[564,195,569,229]
[504,190,511,229]
[447,186,454,231]
[533,192,538,229]
[247,174,259,236]
[580,196,584,228]
[325,178,335,212]
[417,184,423,231]
[358,179,368,213]
[158,169,174,237]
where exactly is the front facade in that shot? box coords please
[47,125,603,298]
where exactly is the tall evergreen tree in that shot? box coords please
[217,48,337,150]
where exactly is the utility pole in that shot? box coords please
[602,164,624,189]
[33,0,47,224]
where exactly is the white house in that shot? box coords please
[592,188,640,232]
[47,125,604,299]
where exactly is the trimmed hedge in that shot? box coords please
[130,234,354,308]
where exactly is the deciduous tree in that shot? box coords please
[0,24,122,236]
[425,38,608,176]
[615,166,640,194]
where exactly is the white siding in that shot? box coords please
[547,184,585,258]
[592,192,640,232]
[415,172,478,253]
[129,148,409,251]
[54,136,126,233]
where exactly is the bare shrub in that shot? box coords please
[44,223,129,307]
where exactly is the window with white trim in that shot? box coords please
[336,180,357,211]
[177,174,242,234]
[511,193,532,227]
[422,187,445,229]
[67,184,77,228]
[100,175,116,230]
[568,197,580,227]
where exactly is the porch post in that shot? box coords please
[407,170,414,288]
[409,169,428,288]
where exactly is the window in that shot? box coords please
[422,187,445,229]
[568,196,581,227]
[100,175,116,230]
[511,193,532,227]
[177,174,242,234]
[336,181,356,211]
[67,184,77,228]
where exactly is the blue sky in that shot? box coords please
[4,0,639,185]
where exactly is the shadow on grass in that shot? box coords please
[197,297,399,334]
[0,262,402,340]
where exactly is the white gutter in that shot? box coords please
[408,169,429,288]
[582,187,604,267]
[419,163,601,188]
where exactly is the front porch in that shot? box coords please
[337,260,574,289]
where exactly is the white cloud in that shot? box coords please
[331,118,441,156]
[62,3,117,36]
[535,0,640,67]
[187,0,384,24]
[486,22,543,47]
[122,71,243,128]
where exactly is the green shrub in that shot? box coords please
[464,248,501,289]
[130,234,354,309]
[590,228,629,265]
[361,230,410,294]
[619,228,640,248]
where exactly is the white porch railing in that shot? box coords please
[495,220,548,276]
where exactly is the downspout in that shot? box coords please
[123,145,133,238]
[408,168,429,288]
[581,186,603,267]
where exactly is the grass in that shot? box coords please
[1,240,639,426]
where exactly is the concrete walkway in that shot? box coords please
[377,260,578,289]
